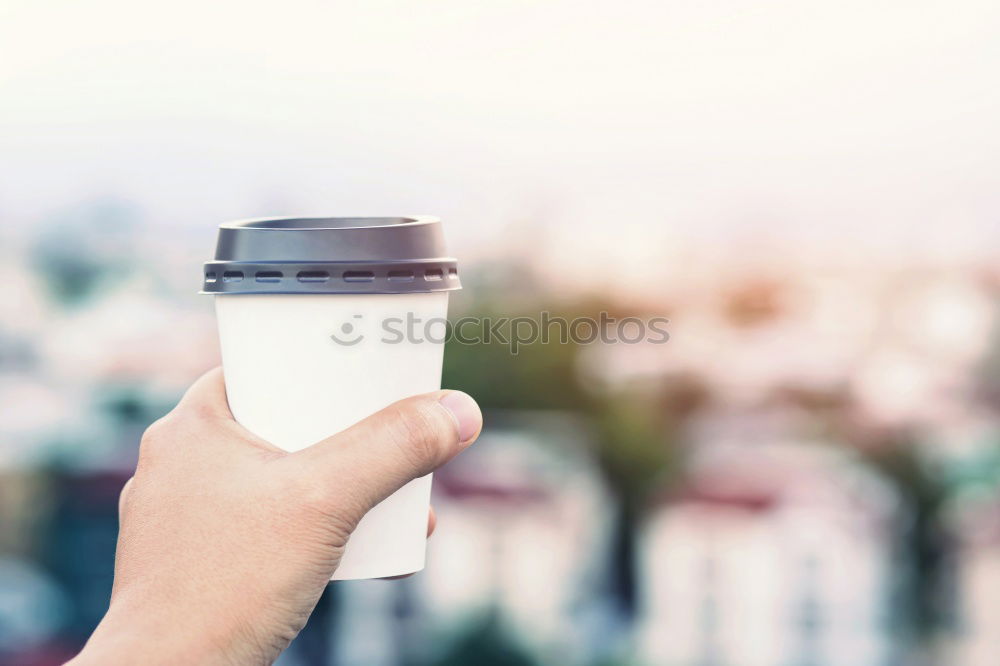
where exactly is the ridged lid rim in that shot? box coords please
[202,216,461,294]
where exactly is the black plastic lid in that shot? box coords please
[202,216,461,295]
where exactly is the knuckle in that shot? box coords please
[138,416,175,463]
[138,405,220,466]
[177,399,221,423]
[392,399,454,472]
[118,479,133,509]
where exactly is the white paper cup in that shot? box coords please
[203,217,460,580]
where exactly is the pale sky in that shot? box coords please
[2,0,999,292]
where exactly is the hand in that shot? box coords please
[69,368,482,665]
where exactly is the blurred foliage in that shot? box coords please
[430,618,537,666]
[442,297,696,506]
[442,302,589,413]
[29,199,138,307]
[863,439,956,638]
[443,297,702,622]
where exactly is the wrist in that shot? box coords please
[70,598,259,666]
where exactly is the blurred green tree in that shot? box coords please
[30,199,138,307]
[442,297,699,622]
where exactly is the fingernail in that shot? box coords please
[439,391,482,445]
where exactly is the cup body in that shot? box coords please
[215,291,449,580]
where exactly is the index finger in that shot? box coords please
[175,367,233,420]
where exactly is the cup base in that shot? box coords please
[331,563,425,581]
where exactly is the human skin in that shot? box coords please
[68,368,482,665]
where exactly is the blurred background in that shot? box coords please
[2,1,1000,664]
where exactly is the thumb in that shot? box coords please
[290,391,482,518]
